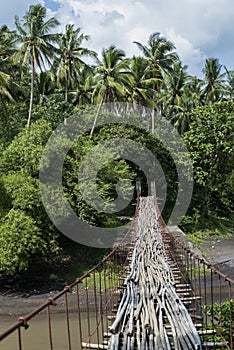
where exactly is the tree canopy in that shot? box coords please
[0,4,233,277]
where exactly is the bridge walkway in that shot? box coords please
[106,196,201,349]
[0,196,233,350]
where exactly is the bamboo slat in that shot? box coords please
[108,196,202,349]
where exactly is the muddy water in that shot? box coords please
[0,312,98,350]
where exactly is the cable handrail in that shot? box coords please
[0,190,140,344]
[0,189,233,349]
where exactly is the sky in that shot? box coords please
[1,0,234,77]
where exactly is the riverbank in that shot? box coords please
[0,227,233,317]
[199,232,234,281]
[168,225,234,281]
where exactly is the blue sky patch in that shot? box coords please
[44,0,60,12]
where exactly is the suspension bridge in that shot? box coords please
[0,190,233,350]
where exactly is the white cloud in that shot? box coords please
[50,0,234,76]
[1,0,234,76]
[166,28,207,76]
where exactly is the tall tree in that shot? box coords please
[36,71,55,105]
[71,65,95,106]
[0,26,17,112]
[14,5,59,127]
[160,62,189,111]
[133,32,179,96]
[90,45,132,136]
[169,86,196,134]
[184,101,234,218]
[126,56,156,108]
[201,58,225,104]
[187,76,203,106]
[224,66,234,101]
[159,63,195,133]
[53,24,96,102]
[133,32,179,132]
[0,25,17,66]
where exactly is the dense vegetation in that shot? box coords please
[205,300,234,345]
[0,4,233,279]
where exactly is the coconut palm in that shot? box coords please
[133,32,179,96]
[90,45,132,136]
[0,25,18,113]
[92,45,132,103]
[0,25,17,63]
[201,58,226,104]
[224,66,234,101]
[169,86,197,134]
[187,76,203,107]
[158,63,199,133]
[160,62,189,113]
[36,71,55,105]
[53,24,96,102]
[133,32,179,130]
[126,56,156,108]
[71,65,95,106]
[14,5,59,127]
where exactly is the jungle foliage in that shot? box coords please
[0,4,233,276]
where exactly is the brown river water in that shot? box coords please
[0,312,97,350]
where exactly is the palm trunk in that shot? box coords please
[65,66,69,102]
[90,96,104,137]
[65,79,68,102]
[152,108,155,133]
[27,61,35,127]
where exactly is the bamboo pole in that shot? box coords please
[108,197,202,349]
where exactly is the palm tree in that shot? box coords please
[224,66,234,101]
[169,86,196,134]
[53,24,96,102]
[71,65,95,106]
[158,63,199,134]
[90,45,132,136]
[187,76,203,107]
[126,56,156,108]
[160,62,189,113]
[133,32,179,95]
[133,32,179,132]
[0,25,18,113]
[36,71,55,105]
[14,5,59,127]
[201,58,225,104]
[92,45,132,103]
[0,25,17,62]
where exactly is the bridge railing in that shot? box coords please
[153,192,233,350]
[162,227,234,350]
[0,234,137,350]
[1,190,233,350]
[0,202,139,350]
